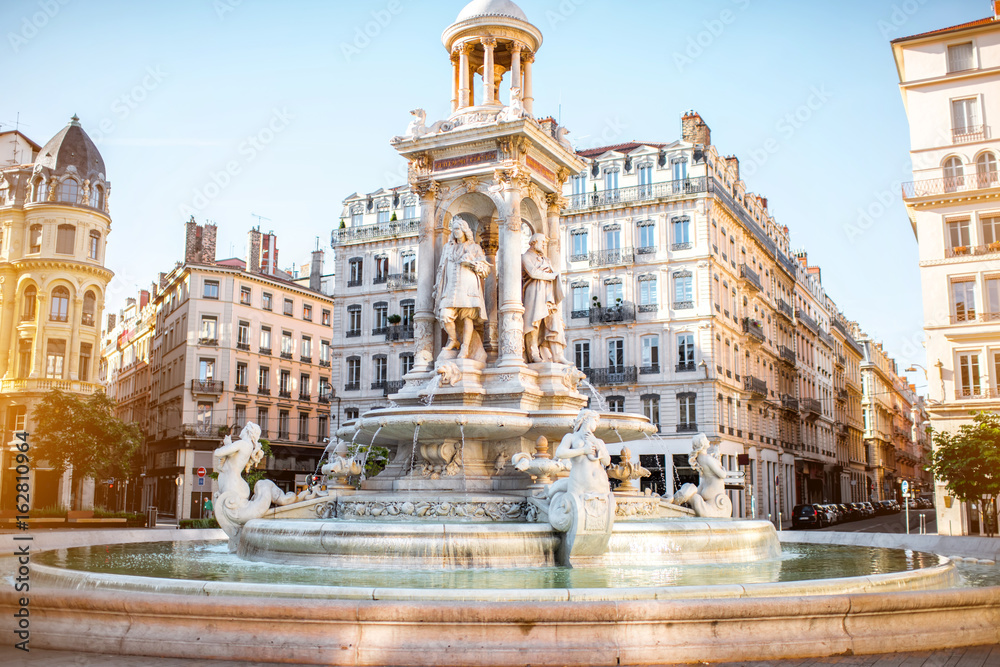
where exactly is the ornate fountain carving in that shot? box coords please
[672,434,735,518]
[607,447,651,496]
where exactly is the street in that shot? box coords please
[792,509,938,534]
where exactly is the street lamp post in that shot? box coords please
[175,474,184,522]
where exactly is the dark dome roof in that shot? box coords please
[34,115,106,180]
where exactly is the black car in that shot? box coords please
[792,504,827,529]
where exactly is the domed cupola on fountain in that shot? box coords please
[29,114,110,211]
[443,0,543,116]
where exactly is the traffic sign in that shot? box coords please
[197,467,207,478]
[901,480,909,495]
[198,477,205,487]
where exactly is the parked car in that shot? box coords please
[793,504,827,529]
[837,504,856,522]
[875,500,894,515]
[819,504,842,525]
[861,502,878,517]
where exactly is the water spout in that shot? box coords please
[579,378,607,412]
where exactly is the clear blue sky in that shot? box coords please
[2,0,989,388]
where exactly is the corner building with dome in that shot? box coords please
[0,116,114,509]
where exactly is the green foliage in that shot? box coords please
[927,412,1000,536]
[346,443,390,484]
[390,212,398,222]
[180,518,220,529]
[30,505,68,518]
[245,438,273,489]
[31,390,144,482]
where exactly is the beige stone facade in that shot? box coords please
[0,118,114,510]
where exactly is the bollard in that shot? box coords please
[146,506,157,528]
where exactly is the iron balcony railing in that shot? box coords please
[81,313,95,326]
[344,382,360,392]
[383,380,405,397]
[331,218,420,245]
[903,169,1000,198]
[280,351,293,360]
[236,342,251,352]
[257,386,270,396]
[676,361,697,373]
[780,394,798,412]
[743,376,767,399]
[373,274,388,285]
[198,337,218,346]
[565,177,708,211]
[372,327,389,337]
[740,264,763,292]
[585,366,638,387]
[640,365,660,375]
[385,324,415,341]
[387,273,417,290]
[818,330,836,349]
[589,247,634,268]
[191,380,223,394]
[234,384,249,393]
[800,397,822,418]
[953,124,990,144]
[278,390,292,399]
[259,347,271,356]
[300,356,312,364]
[677,423,699,433]
[371,380,388,392]
[796,309,819,335]
[346,330,362,338]
[571,309,589,319]
[955,387,999,400]
[777,299,794,322]
[590,302,636,325]
[183,423,219,437]
[319,359,331,367]
[946,242,1000,259]
[779,346,796,366]
[299,393,311,401]
[742,317,766,343]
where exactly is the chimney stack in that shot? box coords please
[260,232,279,275]
[246,228,262,274]
[725,156,740,182]
[681,111,711,146]
[107,313,117,331]
[183,217,217,266]
[995,0,999,18]
[309,249,324,292]
[140,290,150,310]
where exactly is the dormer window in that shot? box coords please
[57,178,79,204]
[91,185,105,210]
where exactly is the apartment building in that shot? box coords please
[0,117,114,510]
[893,6,1000,534]
[143,221,334,519]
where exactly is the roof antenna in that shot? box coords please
[252,212,271,227]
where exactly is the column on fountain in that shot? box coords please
[496,172,526,369]
[522,52,535,115]
[413,181,439,373]
[458,42,473,109]
[450,49,461,113]
[482,38,497,105]
[510,42,522,102]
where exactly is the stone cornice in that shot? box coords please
[5,258,114,281]
[157,263,334,305]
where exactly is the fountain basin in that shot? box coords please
[236,518,782,569]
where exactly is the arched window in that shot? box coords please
[32,177,45,202]
[976,152,997,187]
[89,230,101,259]
[82,290,96,326]
[57,178,79,204]
[50,287,69,322]
[28,225,42,253]
[944,157,964,192]
[21,286,36,321]
[91,185,105,210]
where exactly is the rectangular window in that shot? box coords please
[678,394,696,427]
[199,358,215,381]
[197,402,213,427]
[298,413,310,442]
[673,159,688,181]
[404,203,417,220]
[986,277,1000,319]
[678,333,696,367]
[953,280,977,322]
[374,256,389,283]
[322,309,331,326]
[608,397,625,413]
[281,332,293,356]
[643,395,661,430]
[639,278,657,307]
[608,339,624,370]
[200,316,217,342]
[572,172,587,195]
[303,304,312,321]
[641,335,659,372]
[347,358,361,387]
[203,280,219,300]
[278,411,290,439]
[374,304,388,332]
[674,274,693,305]
[235,405,247,430]
[401,354,414,376]
[638,165,653,187]
[349,258,363,286]
[575,341,591,371]
[377,210,391,224]
[236,362,248,389]
[351,212,363,226]
[402,302,415,326]
[29,225,42,253]
[56,225,75,254]
[320,340,331,363]
[17,339,31,378]
[257,407,269,436]
[947,219,971,250]
[78,343,92,382]
[237,321,250,348]
[239,286,251,305]
[605,281,623,306]
[604,169,619,191]
[283,299,294,316]
[982,216,1000,246]
[638,222,655,250]
[45,340,65,379]
[348,307,362,335]
[673,218,691,247]
[374,356,388,384]
[573,285,590,313]
[318,415,328,441]
[88,231,100,259]
[958,352,982,397]
[258,366,270,390]
[604,226,621,251]
[260,326,272,351]
[948,42,974,73]
[572,231,588,258]
[279,370,291,394]
[952,98,979,133]
[302,336,312,359]
[262,292,273,311]
[300,374,311,398]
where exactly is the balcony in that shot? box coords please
[742,317,766,344]
[953,124,990,144]
[234,384,249,393]
[0,378,101,395]
[347,279,362,288]
[637,245,657,255]
[191,379,224,394]
[677,423,699,434]
[237,342,251,352]
[319,359,331,368]
[589,302,636,325]
[318,395,331,404]
[672,301,693,311]
[777,299,794,322]
[183,423,221,438]
[640,365,660,375]
[300,356,312,364]
[837,389,849,401]
[385,324,415,342]
[331,217,420,245]
[739,264,763,292]
[835,354,846,368]
[800,397,822,420]
[955,387,999,400]
[585,366,638,387]
[796,309,819,335]
[372,327,389,337]
[589,248,634,268]
[373,274,388,285]
[818,330,836,349]
[259,347,272,356]
[946,242,1000,259]
[299,393,312,402]
[278,390,292,399]
[344,383,360,392]
[571,309,589,319]
[346,330,362,338]
[743,376,767,400]
[387,273,417,290]
[81,313,95,327]
[780,394,798,412]
[565,177,708,211]
[198,337,218,346]
[676,361,697,373]
[903,168,1000,199]
[383,380,405,397]
[280,351,293,360]
[371,380,388,392]
[779,345,796,366]
[671,242,693,252]
[257,386,270,396]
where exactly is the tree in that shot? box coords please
[32,390,144,501]
[926,412,1000,537]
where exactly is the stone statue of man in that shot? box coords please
[435,219,491,360]
[521,233,567,364]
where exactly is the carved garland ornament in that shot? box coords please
[331,499,529,521]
